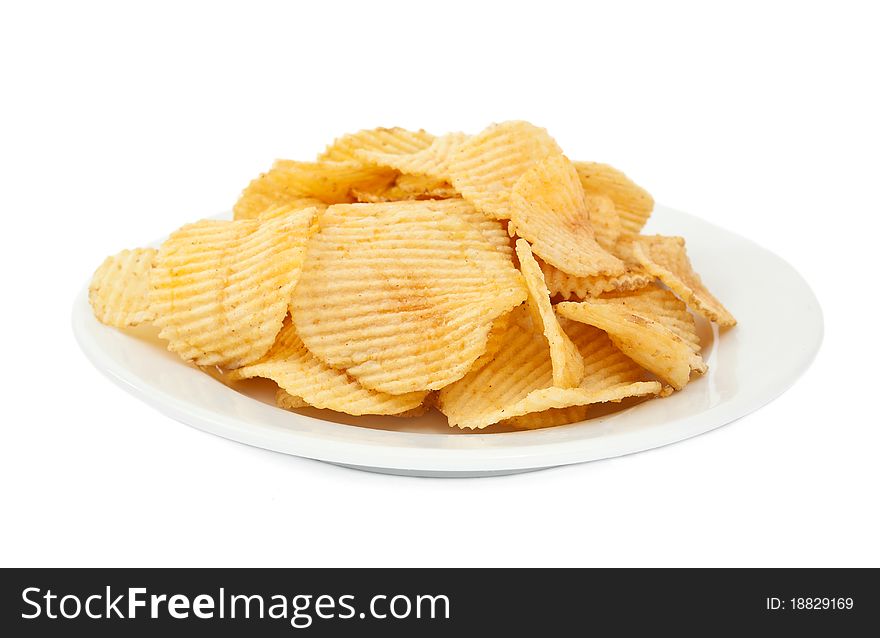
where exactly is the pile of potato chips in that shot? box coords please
[89,121,736,430]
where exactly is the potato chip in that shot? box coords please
[150,207,317,368]
[607,235,639,262]
[557,300,705,390]
[515,239,584,388]
[448,121,562,220]
[594,285,701,353]
[586,193,623,250]
[438,317,547,428]
[441,199,513,259]
[438,312,660,429]
[228,319,427,415]
[470,311,513,373]
[390,396,434,418]
[519,318,662,412]
[352,174,458,203]
[351,185,456,203]
[256,198,327,221]
[292,201,527,394]
[500,406,590,429]
[89,248,156,328]
[233,160,396,219]
[509,154,625,277]
[574,161,654,234]
[538,257,654,300]
[321,198,512,260]
[394,174,458,198]
[276,388,308,410]
[355,132,468,181]
[319,127,435,163]
[632,235,736,327]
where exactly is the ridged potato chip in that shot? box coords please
[319,127,435,163]
[574,161,654,234]
[395,173,457,194]
[515,239,584,388]
[292,201,527,394]
[150,207,317,368]
[586,193,623,250]
[438,311,660,429]
[448,121,562,220]
[500,406,590,430]
[352,174,458,203]
[279,380,432,415]
[438,317,547,429]
[89,248,156,328]
[594,285,701,353]
[509,154,625,277]
[233,160,396,219]
[276,388,308,410]
[389,394,435,418]
[355,132,468,181]
[557,300,705,390]
[632,235,736,327]
[322,198,511,260]
[503,319,661,421]
[444,199,513,259]
[256,198,327,221]
[470,310,513,374]
[229,319,427,415]
[538,257,654,300]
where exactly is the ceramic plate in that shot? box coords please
[73,205,823,477]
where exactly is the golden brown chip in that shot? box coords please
[515,239,584,388]
[574,161,654,234]
[500,406,590,429]
[320,198,512,260]
[318,127,435,163]
[389,399,433,418]
[292,201,527,394]
[228,319,427,415]
[512,319,661,417]
[355,132,468,181]
[89,248,156,328]
[441,199,513,259]
[352,174,458,203]
[393,174,458,199]
[469,311,513,373]
[438,317,548,429]
[538,257,654,300]
[276,388,308,410]
[150,207,317,368]
[632,235,736,327]
[557,300,705,390]
[448,121,562,220]
[438,311,660,429]
[233,160,396,219]
[594,285,701,353]
[509,154,625,277]
[586,193,623,250]
[256,198,328,221]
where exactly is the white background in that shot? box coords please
[1,1,877,567]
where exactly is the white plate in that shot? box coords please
[73,206,822,477]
